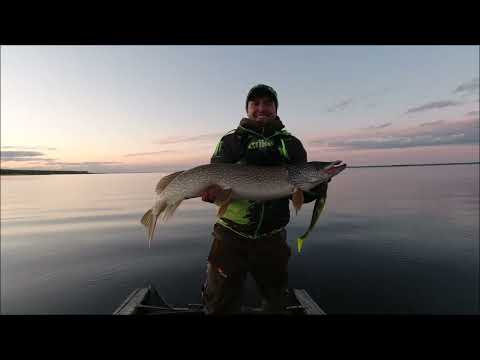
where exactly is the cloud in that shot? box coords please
[326,88,393,113]
[326,98,353,113]
[325,134,472,149]
[54,161,122,166]
[1,148,57,163]
[153,133,224,145]
[454,77,479,95]
[405,101,461,114]
[1,146,56,151]
[309,118,479,150]
[0,155,121,167]
[1,157,57,163]
[1,151,45,159]
[419,120,445,127]
[466,110,479,117]
[0,150,61,164]
[124,151,176,157]
[363,122,392,130]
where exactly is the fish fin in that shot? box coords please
[155,171,184,195]
[297,236,305,254]
[296,196,327,254]
[292,187,304,215]
[292,182,311,191]
[162,200,183,221]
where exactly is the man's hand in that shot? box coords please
[201,184,224,203]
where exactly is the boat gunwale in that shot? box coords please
[113,285,326,315]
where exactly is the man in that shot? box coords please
[200,84,328,314]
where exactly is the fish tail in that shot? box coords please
[140,208,158,248]
[141,202,167,248]
[148,213,159,249]
[140,208,153,228]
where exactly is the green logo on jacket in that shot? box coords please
[247,138,275,150]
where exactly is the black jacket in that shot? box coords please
[210,116,327,238]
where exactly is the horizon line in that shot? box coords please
[2,161,479,175]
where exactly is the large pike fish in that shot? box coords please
[141,160,347,252]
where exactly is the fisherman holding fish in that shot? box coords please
[199,85,331,314]
[141,84,346,314]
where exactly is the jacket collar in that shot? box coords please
[238,116,285,137]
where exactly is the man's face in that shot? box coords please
[247,96,277,124]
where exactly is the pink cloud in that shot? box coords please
[305,116,479,166]
[308,117,478,150]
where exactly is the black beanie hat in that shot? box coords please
[245,84,278,110]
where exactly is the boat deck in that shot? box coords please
[114,284,326,315]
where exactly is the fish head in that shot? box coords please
[311,160,347,176]
[287,160,347,190]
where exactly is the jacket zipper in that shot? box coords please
[254,202,265,238]
[238,125,283,140]
[238,125,282,238]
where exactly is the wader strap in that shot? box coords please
[216,219,284,239]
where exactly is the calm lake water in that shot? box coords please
[1,164,479,314]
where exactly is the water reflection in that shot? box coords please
[1,165,478,314]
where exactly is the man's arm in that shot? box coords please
[211,134,237,164]
[203,134,237,203]
[286,136,328,204]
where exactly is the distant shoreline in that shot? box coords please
[1,169,91,175]
[1,162,479,175]
[348,162,480,168]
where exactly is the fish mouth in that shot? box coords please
[325,161,347,176]
[324,160,343,170]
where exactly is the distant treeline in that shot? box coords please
[348,162,480,168]
[1,169,91,175]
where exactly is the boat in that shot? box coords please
[113,284,326,315]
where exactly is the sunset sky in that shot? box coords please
[1,45,478,173]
